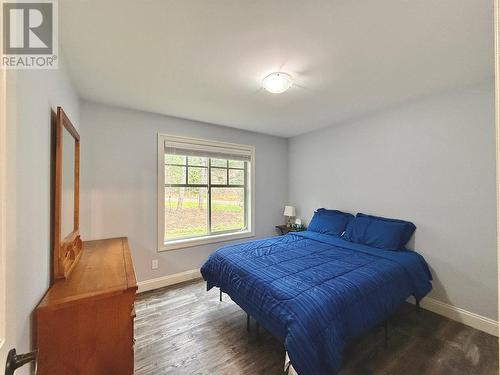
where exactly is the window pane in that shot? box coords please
[211,188,245,233]
[228,160,244,168]
[165,165,186,184]
[211,158,227,167]
[165,154,186,165]
[188,156,208,167]
[210,167,227,184]
[165,187,208,240]
[229,169,244,185]
[188,167,208,185]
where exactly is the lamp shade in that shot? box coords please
[283,205,296,217]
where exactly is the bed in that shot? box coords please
[201,216,432,375]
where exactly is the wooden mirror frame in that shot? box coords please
[53,107,81,280]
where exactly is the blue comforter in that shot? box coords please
[200,231,432,375]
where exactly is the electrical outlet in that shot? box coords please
[151,259,159,270]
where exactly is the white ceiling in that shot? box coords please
[60,0,494,138]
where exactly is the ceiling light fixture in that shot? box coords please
[262,72,293,94]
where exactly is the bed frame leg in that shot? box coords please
[256,322,260,338]
[416,299,421,313]
[219,289,222,302]
[383,321,389,348]
[246,314,250,332]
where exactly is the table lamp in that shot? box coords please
[283,205,296,227]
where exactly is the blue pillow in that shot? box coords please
[358,213,416,247]
[307,209,354,236]
[344,213,416,250]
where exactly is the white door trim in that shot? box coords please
[495,0,500,364]
[0,0,17,366]
[0,38,6,354]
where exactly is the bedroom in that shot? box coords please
[0,0,499,374]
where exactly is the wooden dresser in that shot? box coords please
[36,237,137,375]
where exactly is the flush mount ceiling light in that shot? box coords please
[262,72,294,94]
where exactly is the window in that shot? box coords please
[158,134,255,251]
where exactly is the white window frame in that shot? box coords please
[157,134,255,251]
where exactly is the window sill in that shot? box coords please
[159,230,255,252]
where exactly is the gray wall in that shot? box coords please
[6,57,80,373]
[79,101,288,282]
[288,81,497,320]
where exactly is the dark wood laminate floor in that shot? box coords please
[134,280,498,375]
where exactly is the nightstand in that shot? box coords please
[275,225,304,235]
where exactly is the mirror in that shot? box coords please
[60,127,75,240]
[53,107,81,280]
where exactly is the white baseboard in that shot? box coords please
[138,269,202,293]
[410,296,498,337]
